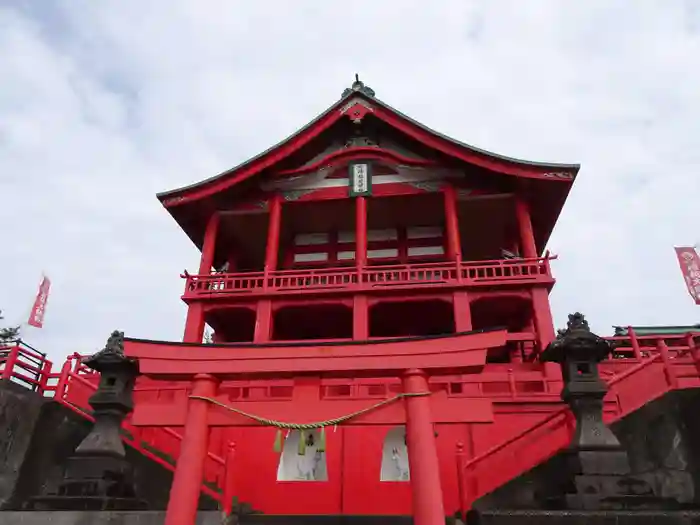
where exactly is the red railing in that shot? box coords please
[0,341,52,392]
[182,257,554,298]
[454,330,700,516]
[0,344,227,502]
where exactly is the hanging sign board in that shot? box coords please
[348,161,372,197]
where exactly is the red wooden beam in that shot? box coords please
[274,146,436,178]
[124,329,507,379]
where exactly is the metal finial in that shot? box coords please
[341,74,376,99]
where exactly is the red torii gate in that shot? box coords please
[124,328,508,525]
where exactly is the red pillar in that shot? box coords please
[254,195,282,343]
[353,196,369,339]
[183,213,220,343]
[355,196,368,268]
[264,195,283,273]
[516,195,552,342]
[199,213,220,274]
[514,196,536,259]
[443,185,462,262]
[164,374,219,525]
[531,288,555,347]
[353,295,369,340]
[517,195,557,381]
[183,303,206,343]
[453,292,472,332]
[445,186,471,332]
[254,300,273,342]
[402,369,445,525]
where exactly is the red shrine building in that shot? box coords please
[125,77,582,525]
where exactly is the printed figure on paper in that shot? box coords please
[380,427,410,481]
[675,248,700,304]
[295,432,324,481]
[276,430,328,482]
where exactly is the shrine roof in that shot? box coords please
[613,325,700,337]
[157,77,580,252]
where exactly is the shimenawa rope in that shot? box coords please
[190,391,431,455]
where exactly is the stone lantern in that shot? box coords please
[74,330,138,458]
[30,330,146,510]
[541,313,661,510]
[541,312,620,452]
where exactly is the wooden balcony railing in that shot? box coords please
[182,257,555,299]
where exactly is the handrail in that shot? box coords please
[0,342,51,391]
[182,256,554,297]
[457,339,682,513]
[461,351,663,472]
[189,256,553,279]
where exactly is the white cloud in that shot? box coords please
[1,0,699,363]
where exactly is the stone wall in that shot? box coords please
[0,381,47,509]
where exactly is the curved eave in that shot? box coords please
[157,90,579,208]
[156,99,341,204]
[371,95,580,172]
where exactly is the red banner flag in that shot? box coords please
[674,247,700,305]
[27,276,51,328]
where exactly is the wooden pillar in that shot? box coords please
[353,295,369,340]
[445,186,470,332]
[353,196,369,340]
[514,196,536,259]
[264,195,283,273]
[453,291,472,332]
[183,303,206,343]
[254,195,282,343]
[356,196,368,268]
[443,185,462,262]
[254,300,273,343]
[164,374,219,525]
[200,213,221,274]
[516,194,555,352]
[183,213,220,343]
[402,369,445,525]
[531,288,555,348]
[531,285,559,385]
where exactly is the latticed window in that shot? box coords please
[285,226,446,267]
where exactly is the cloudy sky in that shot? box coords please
[1,1,699,364]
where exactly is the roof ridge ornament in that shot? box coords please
[341,74,376,99]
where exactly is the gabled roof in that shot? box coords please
[158,77,579,205]
[157,77,581,253]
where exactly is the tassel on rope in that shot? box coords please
[273,428,284,453]
[317,427,326,453]
[298,430,307,456]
